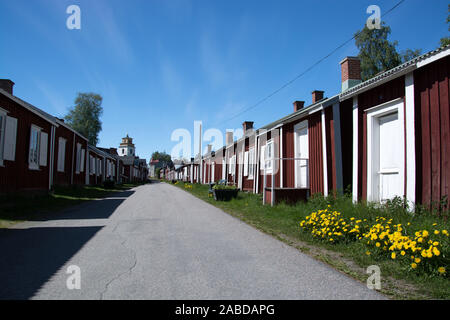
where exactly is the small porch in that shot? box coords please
[262,157,310,206]
[264,187,310,205]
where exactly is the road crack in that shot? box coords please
[99,233,138,300]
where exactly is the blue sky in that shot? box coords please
[1,0,448,162]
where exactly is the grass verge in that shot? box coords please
[172,181,450,300]
[0,182,147,228]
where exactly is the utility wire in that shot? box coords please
[215,0,406,126]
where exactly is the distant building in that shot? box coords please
[118,134,135,157]
[117,134,148,182]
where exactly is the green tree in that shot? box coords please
[439,5,450,47]
[400,48,422,63]
[354,22,402,81]
[65,93,103,145]
[151,151,173,168]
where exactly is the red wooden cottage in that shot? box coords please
[0,80,59,193]
[338,45,450,208]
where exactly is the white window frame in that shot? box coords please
[222,158,226,179]
[0,109,6,166]
[90,155,95,175]
[244,151,249,177]
[230,155,236,176]
[57,137,66,172]
[265,140,274,174]
[80,148,85,173]
[29,125,42,170]
[75,143,81,174]
[366,98,405,203]
[248,147,255,180]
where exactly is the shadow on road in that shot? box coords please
[0,190,136,299]
[0,226,101,300]
[24,190,135,221]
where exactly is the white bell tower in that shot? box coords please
[118,134,135,156]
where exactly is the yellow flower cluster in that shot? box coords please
[184,184,193,189]
[299,206,367,243]
[299,210,449,277]
[363,218,448,274]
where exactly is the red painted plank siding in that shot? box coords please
[357,76,405,201]
[325,107,337,191]
[414,56,450,207]
[308,112,324,195]
[339,99,353,192]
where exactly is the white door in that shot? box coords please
[378,112,402,202]
[295,124,309,188]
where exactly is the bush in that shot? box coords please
[213,185,237,190]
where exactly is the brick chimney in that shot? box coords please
[226,131,234,146]
[293,101,305,112]
[340,57,362,91]
[242,121,254,135]
[207,144,212,155]
[312,90,324,103]
[0,79,14,95]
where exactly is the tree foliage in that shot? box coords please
[400,48,422,63]
[355,22,423,81]
[439,5,450,47]
[151,151,173,168]
[65,93,103,145]
[354,22,402,81]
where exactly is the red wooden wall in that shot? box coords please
[414,56,450,207]
[357,76,405,201]
[0,94,53,193]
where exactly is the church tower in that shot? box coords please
[118,134,135,156]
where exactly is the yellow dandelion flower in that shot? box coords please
[411,263,417,269]
[433,247,440,256]
[391,252,396,259]
[438,267,446,275]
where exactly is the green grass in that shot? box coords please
[174,181,450,300]
[0,182,146,228]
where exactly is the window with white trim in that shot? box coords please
[4,117,17,163]
[222,159,226,179]
[29,125,41,170]
[80,148,85,172]
[244,151,249,177]
[248,147,255,180]
[266,140,274,173]
[260,145,266,172]
[90,155,95,175]
[231,155,236,175]
[57,138,66,172]
[75,143,81,173]
[39,132,48,167]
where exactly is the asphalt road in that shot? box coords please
[0,182,384,300]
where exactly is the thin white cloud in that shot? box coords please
[33,80,68,116]
[90,0,135,65]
